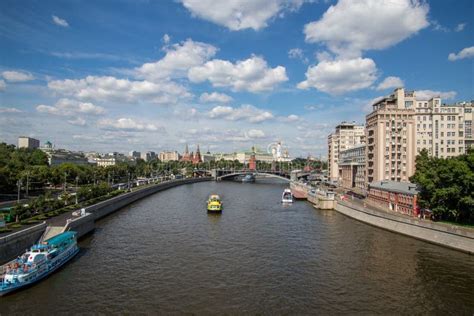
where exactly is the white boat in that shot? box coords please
[281,188,293,203]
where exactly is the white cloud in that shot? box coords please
[52,15,69,27]
[2,70,34,82]
[246,129,266,139]
[297,57,378,95]
[415,90,457,101]
[179,0,307,31]
[36,98,105,116]
[136,39,217,81]
[286,114,299,122]
[162,33,171,44]
[48,75,191,104]
[431,20,449,33]
[208,104,274,123]
[0,80,5,91]
[376,76,404,91]
[288,48,308,63]
[67,117,87,126]
[199,92,233,103]
[304,0,429,57]
[98,118,159,132]
[448,46,474,61]
[455,23,466,32]
[188,55,288,92]
[0,107,23,113]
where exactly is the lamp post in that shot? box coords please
[17,179,22,203]
[75,176,79,204]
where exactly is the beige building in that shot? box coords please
[415,99,473,158]
[159,151,180,162]
[338,144,366,195]
[366,88,416,184]
[327,122,365,182]
[18,136,40,149]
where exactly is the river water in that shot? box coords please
[1,181,473,314]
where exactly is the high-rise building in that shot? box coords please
[327,122,365,182]
[141,151,156,162]
[129,151,141,159]
[18,136,40,149]
[159,151,180,162]
[366,88,416,184]
[338,144,366,195]
[415,99,473,158]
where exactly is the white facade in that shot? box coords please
[159,151,180,162]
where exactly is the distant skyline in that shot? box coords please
[0,0,473,157]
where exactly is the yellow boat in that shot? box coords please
[207,194,223,212]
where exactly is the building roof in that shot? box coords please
[369,181,419,195]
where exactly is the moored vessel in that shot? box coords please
[281,189,293,203]
[207,194,223,212]
[0,231,79,296]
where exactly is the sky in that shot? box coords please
[0,0,473,158]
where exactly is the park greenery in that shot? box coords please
[0,142,325,228]
[0,142,325,194]
[410,149,474,225]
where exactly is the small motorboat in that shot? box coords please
[207,194,223,212]
[281,188,293,204]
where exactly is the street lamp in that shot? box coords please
[75,176,79,204]
[17,179,22,203]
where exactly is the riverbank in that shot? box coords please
[334,200,474,254]
[0,177,212,264]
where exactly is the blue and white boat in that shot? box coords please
[0,231,79,296]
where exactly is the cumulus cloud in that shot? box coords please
[188,55,288,92]
[36,98,105,116]
[67,117,87,126]
[376,76,404,91]
[136,39,217,81]
[288,48,308,63]
[98,118,159,132]
[455,23,466,32]
[48,75,191,104]
[162,33,171,44]
[52,15,69,27]
[448,46,474,61]
[179,0,307,31]
[0,80,5,91]
[304,0,429,57]
[0,107,23,113]
[415,90,457,101]
[285,114,299,122]
[297,57,378,95]
[246,129,266,138]
[208,104,274,123]
[199,92,233,103]
[2,70,34,82]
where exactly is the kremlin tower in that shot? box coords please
[192,144,202,164]
[180,144,193,162]
[181,144,202,164]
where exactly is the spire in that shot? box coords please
[196,144,200,153]
[185,143,189,154]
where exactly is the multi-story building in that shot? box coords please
[18,136,40,149]
[129,151,141,159]
[327,122,365,182]
[367,180,419,216]
[159,151,180,162]
[366,88,416,184]
[338,144,366,195]
[141,151,156,162]
[415,99,473,158]
[464,102,474,150]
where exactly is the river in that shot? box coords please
[2,181,473,314]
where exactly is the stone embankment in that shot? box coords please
[0,177,212,264]
[335,200,474,254]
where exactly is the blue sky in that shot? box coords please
[0,0,473,157]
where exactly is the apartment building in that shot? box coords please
[18,136,40,149]
[415,99,473,158]
[327,122,365,182]
[159,150,180,162]
[338,144,366,195]
[366,88,416,184]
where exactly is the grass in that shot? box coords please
[439,220,474,229]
